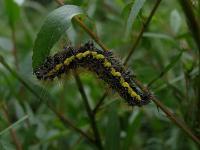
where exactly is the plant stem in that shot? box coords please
[178,0,200,51]
[152,97,200,145]
[46,103,95,144]
[93,92,108,114]
[73,16,109,51]
[134,78,200,145]
[2,104,22,150]
[74,72,102,149]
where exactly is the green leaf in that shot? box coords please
[0,115,28,136]
[125,0,146,38]
[170,10,181,34]
[143,32,175,42]
[121,1,134,19]
[123,109,142,149]
[14,0,24,6]
[160,51,183,76]
[148,50,184,87]
[105,103,120,150]
[0,37,12,51]
[32,5,84,70]
[4,0,20,29]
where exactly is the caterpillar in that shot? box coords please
[34,42,151,106]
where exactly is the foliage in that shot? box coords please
[0,0,199,149]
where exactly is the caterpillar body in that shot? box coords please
[34,42,151,106]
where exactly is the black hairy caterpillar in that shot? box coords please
[34,42,151,106]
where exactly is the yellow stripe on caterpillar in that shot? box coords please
[64,56,75,65]
[103,61,112,68]
[95,54,105,59]
[64,59,70,65]
[122,82,130,88]
[129,90,141,100]
[55,64,63,71]
[137,95,141,100]
[110,68,141,101]
[120,79,141,101]
[91,52,97,56]
[82,51,90,57]
[76,53,84,59]
[113,71,121,77]
[127,87,141,101]
[111,68,116,76]
[130,91,141,100]
[120,78,125,85]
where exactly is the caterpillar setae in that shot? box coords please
[34,42,151,106]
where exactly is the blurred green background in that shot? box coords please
[0,0,199,149]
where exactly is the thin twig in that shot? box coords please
[93,92,108,114]
[152,97,200,145]
[2,104,22,150]
[46,103,95,144]
[147,50,183,87]
[73,16,109,51]
[0,55,95,145]
[134,78,200,145]
[178,0,200,51]
[124,0,162,65]
[73,72,102,149]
